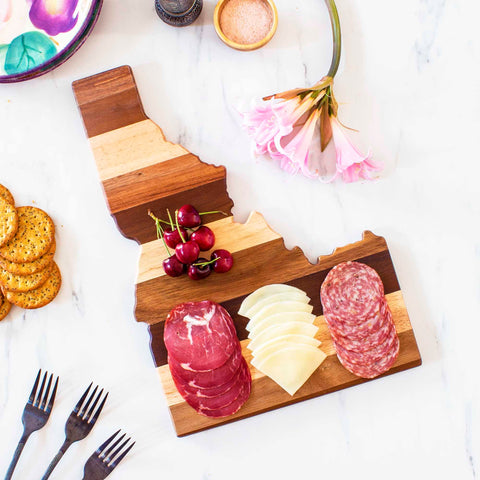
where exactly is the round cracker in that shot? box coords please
[0,185,15,205]
[0,198,18,248]
[0,239,56,275]
[0,263,52,292]
[0,292,12,321]
[5,262,61,309]
[0,206,54,262]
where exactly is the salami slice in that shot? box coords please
[196,359,252,418]
[321,262,384,323]
[168,347,243,389]
[174,358,250,413]
[327,304,393,352]
[334,323,398,365]
[164,301,238,371]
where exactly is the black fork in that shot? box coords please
[4,370,59,480]
[41,383,108,480]
[82,431,135,480]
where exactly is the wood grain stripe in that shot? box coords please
[137,213,282,284]
[111,178,233,243]
[90,120,188,181]
[157,290,421,436]
[72,66,147,138]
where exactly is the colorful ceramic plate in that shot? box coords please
[0,0,102,83]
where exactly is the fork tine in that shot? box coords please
[34,371,48,407]
[46,376,59,413]
[87,391,108,425]
[105,437,130,463]
[28,369,41,404]
[96,430,121,455]
[74,383,92,414]
[110,440,135,468]
[79,385,98,418]
[39,373,53,410]
[101,433,126,460]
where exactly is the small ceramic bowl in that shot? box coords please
[214,0,278,51]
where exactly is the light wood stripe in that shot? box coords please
[158,290,410,407]
[137,212,281,284]
[90,120,188,181]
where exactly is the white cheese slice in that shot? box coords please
[246,301,314,333]
[248,321,318,352]
[244,291,310,319]
[252,334,321,359]
[239,284,306,316]
[248,312,316,339]
[251,344,327,396]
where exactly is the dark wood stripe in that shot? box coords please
[147,247,396,367]
[168,329,422,436]
[102,155,228,214]
[110,178,233,243]
[72,66,147,138]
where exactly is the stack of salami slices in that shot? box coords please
[164,301,251,418]
[320,262,399,379]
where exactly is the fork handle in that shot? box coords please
[41,440,72,480]
[4,432,29,480]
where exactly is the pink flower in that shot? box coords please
[330,117,382,183]
[29,0,79,36]
[0,0,12,24]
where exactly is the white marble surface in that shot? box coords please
[1,0,480,478]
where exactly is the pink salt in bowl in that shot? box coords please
[214,0,278,51]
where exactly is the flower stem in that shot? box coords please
[325,0,342,78]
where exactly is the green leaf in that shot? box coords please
[5,32,57,75]
[0,45,9,75]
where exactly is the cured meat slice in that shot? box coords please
[321,262,384,323]
[171,360,244,398]
[168,347,243,389]
[328,306,394,353]
[196,360,252,418]
[164,301,238,371]
[334,323,398,365]
[174,358,250,412]
[336,338,400,379]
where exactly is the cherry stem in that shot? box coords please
[175,210,186,243]
[166,209,174,230]
[148,211,171,256]
[199,210,228,216]
[193,257,218,267]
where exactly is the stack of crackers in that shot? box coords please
[0,184,61,321]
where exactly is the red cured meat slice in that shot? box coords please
[321,262,384,323]
[174,358,250,412]
[334,322,398,365]
[329,306,394,353]
[324,298,388,339]
[171,360,244,398]
[197,359,252,418]
[164,301,238,371]
[168,347,243,389]
[336,337,400,379]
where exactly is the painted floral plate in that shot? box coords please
[0,0,102,83]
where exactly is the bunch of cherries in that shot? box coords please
[149,204,234,280]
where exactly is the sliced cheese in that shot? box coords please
[244,291,310,319]
[246,301,314,332]
[252,334,321,359]
[251,344,327,396]
[248,321,319,352]
[248,312,316,339]
[239,284,306,316]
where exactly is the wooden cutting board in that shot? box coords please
[72,66,422,437]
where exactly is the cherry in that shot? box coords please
[163,255,185,277]
[177,204,201,228]
[211,249,233,273]
[175,240,200,264]
[188,258,212,280]
[191,226,215,251]
[164,227,188,248]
